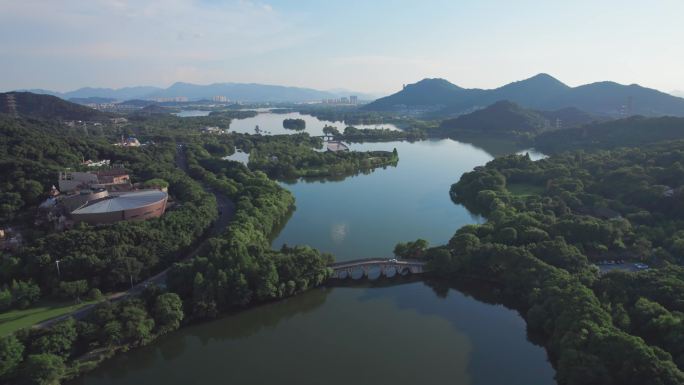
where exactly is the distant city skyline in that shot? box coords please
[1,0,683,95]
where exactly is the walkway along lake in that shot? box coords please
[70,113,555,385]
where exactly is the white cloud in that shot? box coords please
[0,0,310,89]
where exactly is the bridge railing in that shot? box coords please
[328,258,426,268]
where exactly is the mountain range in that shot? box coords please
[364,74,684,118]
[18,83,376,103]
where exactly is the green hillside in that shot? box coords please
[439,100,550,138]
[0,92,111,121]
[535,116,684,153]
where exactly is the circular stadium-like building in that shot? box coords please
[70,190,168,225]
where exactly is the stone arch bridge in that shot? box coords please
[328,258,427,280]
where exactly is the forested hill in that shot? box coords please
[537,107,604,128]
[534,116,684,153]
[439,142,684,384]
[438,100,600,139]
[364,73,684,118]
[0,92,111,121]
[439,100,548,137]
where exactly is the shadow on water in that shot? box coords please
[447,133,530,158]
[327,275,555,385]
[69,287,333,384]
[324,273,426,288]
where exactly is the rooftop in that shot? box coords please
[327,141,350,152]
[71,190,167,214]
[95,169,129,177]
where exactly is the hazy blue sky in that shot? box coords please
[1,0,683,94]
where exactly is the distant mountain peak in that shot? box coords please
[529,72,563,82]
[409,78,463,90]
[415,78,457,85]
[365,73,684,117]
[499,73,569,91]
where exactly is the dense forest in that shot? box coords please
[0,107,333,384]
[167,144,332,318]
[415,141,684,384]
[1,290,186,384]
[296,108,389,125]
[535,116,684,153]
[439,100,553,140]
[0,115,217,311]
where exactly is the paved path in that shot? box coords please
[328,258,426,268]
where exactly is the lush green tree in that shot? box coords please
[393,239,429,259]
[19,354,65,385]
[322,125,340,137]
[101,321,123,346]
[119,301,155,346]
[10,280,40,309]
[0,335,25,379]
[152,293,184,334]
[29,318,77,359]
[58,280,89,301]
[0,288,12,311]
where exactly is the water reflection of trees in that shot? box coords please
[449,133,529,158]
[187,287,332,346]
[422,278,548,348]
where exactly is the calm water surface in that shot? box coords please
[71,135,556,385]
[174,110,211,117]
[176,109,400,135]
[71,283,553,385]
[273,139,489,260]
[228,111,399,135]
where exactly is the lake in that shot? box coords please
[228,111,400,136]
[176,109,400,135]
[71,120,555,385]
[174,110,211,117]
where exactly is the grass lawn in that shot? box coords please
[0,299,95,336]
[507,182,546,196]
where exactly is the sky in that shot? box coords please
[1,0,683,95]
